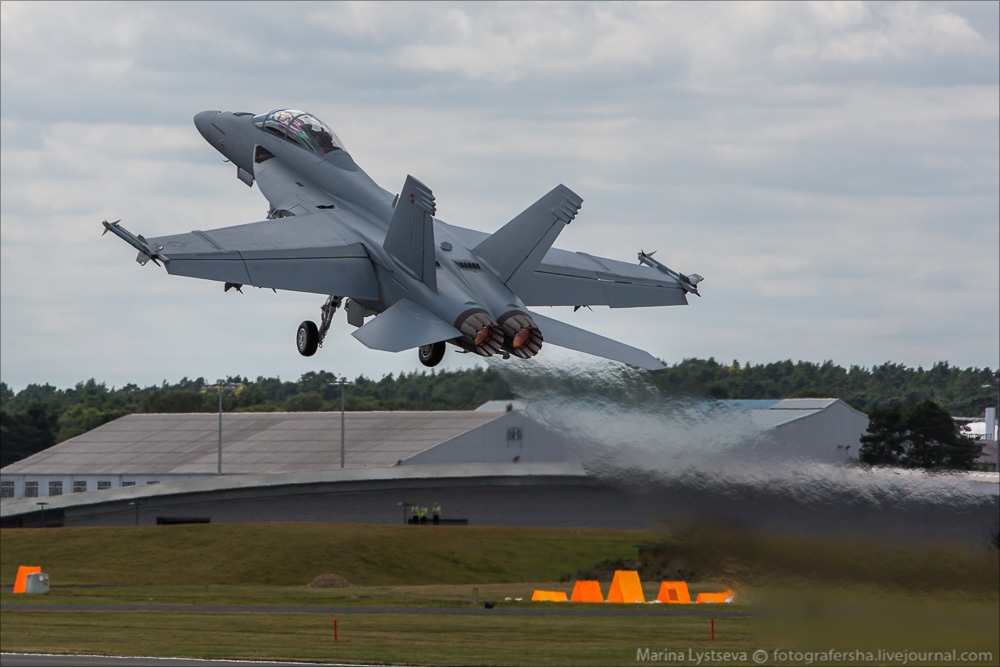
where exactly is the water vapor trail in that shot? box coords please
[489,352,999,544]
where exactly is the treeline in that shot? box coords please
[1,359,996,468]
[650,359,996,416]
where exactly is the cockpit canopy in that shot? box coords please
[253,109,345,156]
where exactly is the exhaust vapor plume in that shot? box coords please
[489,352,999,545]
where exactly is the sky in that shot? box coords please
[1,1,997,392]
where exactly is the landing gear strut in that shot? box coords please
[296,295,342,357]
[317,295,342,348]
[418,341,446,367]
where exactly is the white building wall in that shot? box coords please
[767,402,868,464]
[0,473,213,501]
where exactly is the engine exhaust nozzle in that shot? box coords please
[454,308,503,356]
[498,311,543,359]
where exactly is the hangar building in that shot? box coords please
[1,399,864,503]
[1,398,891,532]
[5,398,997,544]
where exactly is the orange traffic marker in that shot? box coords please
[531,590,568,602]
[13,566,41,594]
[570,580,604,602]
[606,570,645,603]
[656,581,691,604]
[696,590,734,603]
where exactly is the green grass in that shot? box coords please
[1,610,750,666]
[2,522,998,666]
[0,580,737,608]
[753,582,1000,656]
[1,523,654,587]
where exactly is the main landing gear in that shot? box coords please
[297,295,342,357]
[418,342,446,368]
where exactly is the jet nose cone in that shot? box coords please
[194,110,221,141]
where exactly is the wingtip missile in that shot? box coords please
[638,250,703,296]
[101,219,163,267]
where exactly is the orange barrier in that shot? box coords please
[531,590,568,602]
[606,570,645,603]
[570,580,604,602]
[656,581,691,604]
[13,566,41,594]
[696,590,734,603]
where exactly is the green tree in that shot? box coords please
[859,400,978,470]
[55,404,125,442]
[0,402,57,467]
[140,390,212,413]
[281,392,325,412]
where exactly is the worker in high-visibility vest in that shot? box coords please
[409,502,419,524]
[432,503,441,525]
[420,505,429,524]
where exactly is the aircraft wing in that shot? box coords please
[141,212,379,299]
[441,222,690,308]
[513,249,690,308]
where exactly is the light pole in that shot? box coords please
[331,377,353,469]
[129,500,143,526]
[211,379,245,475]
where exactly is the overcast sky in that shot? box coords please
[1,1,997,392]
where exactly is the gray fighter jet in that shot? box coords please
[104,108,703,371]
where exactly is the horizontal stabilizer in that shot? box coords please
[474,185,582,287]
[527,310,665,371]
[383,175,437,291]
[352,298,461,352]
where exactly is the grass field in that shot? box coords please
[2,523,998,666]
[0,523,656,587]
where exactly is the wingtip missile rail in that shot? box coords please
[637,250,703,296]
[102,220,164,267]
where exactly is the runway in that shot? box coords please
[2,656,382,667]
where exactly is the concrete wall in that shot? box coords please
[23,476,637,530]
[8,468,995,546]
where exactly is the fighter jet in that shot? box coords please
[103,108,703,371]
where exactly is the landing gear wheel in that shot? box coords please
[297,321,319,357]
[418,341,446,367]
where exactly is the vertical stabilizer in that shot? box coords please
[473,184,582,289]
[383,175,437,291]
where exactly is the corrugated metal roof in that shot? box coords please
[721,398,839,429]
[2,411,504,475]
[720,398,837,411]
[770,399,838,410]
[719,399,780,410]
[1,399,855,478]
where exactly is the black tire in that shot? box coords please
[297,321,319,357]
[418,341,446,367]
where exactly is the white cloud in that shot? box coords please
[1,1,997,391]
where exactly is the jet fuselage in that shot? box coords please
[194,109,539,359]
